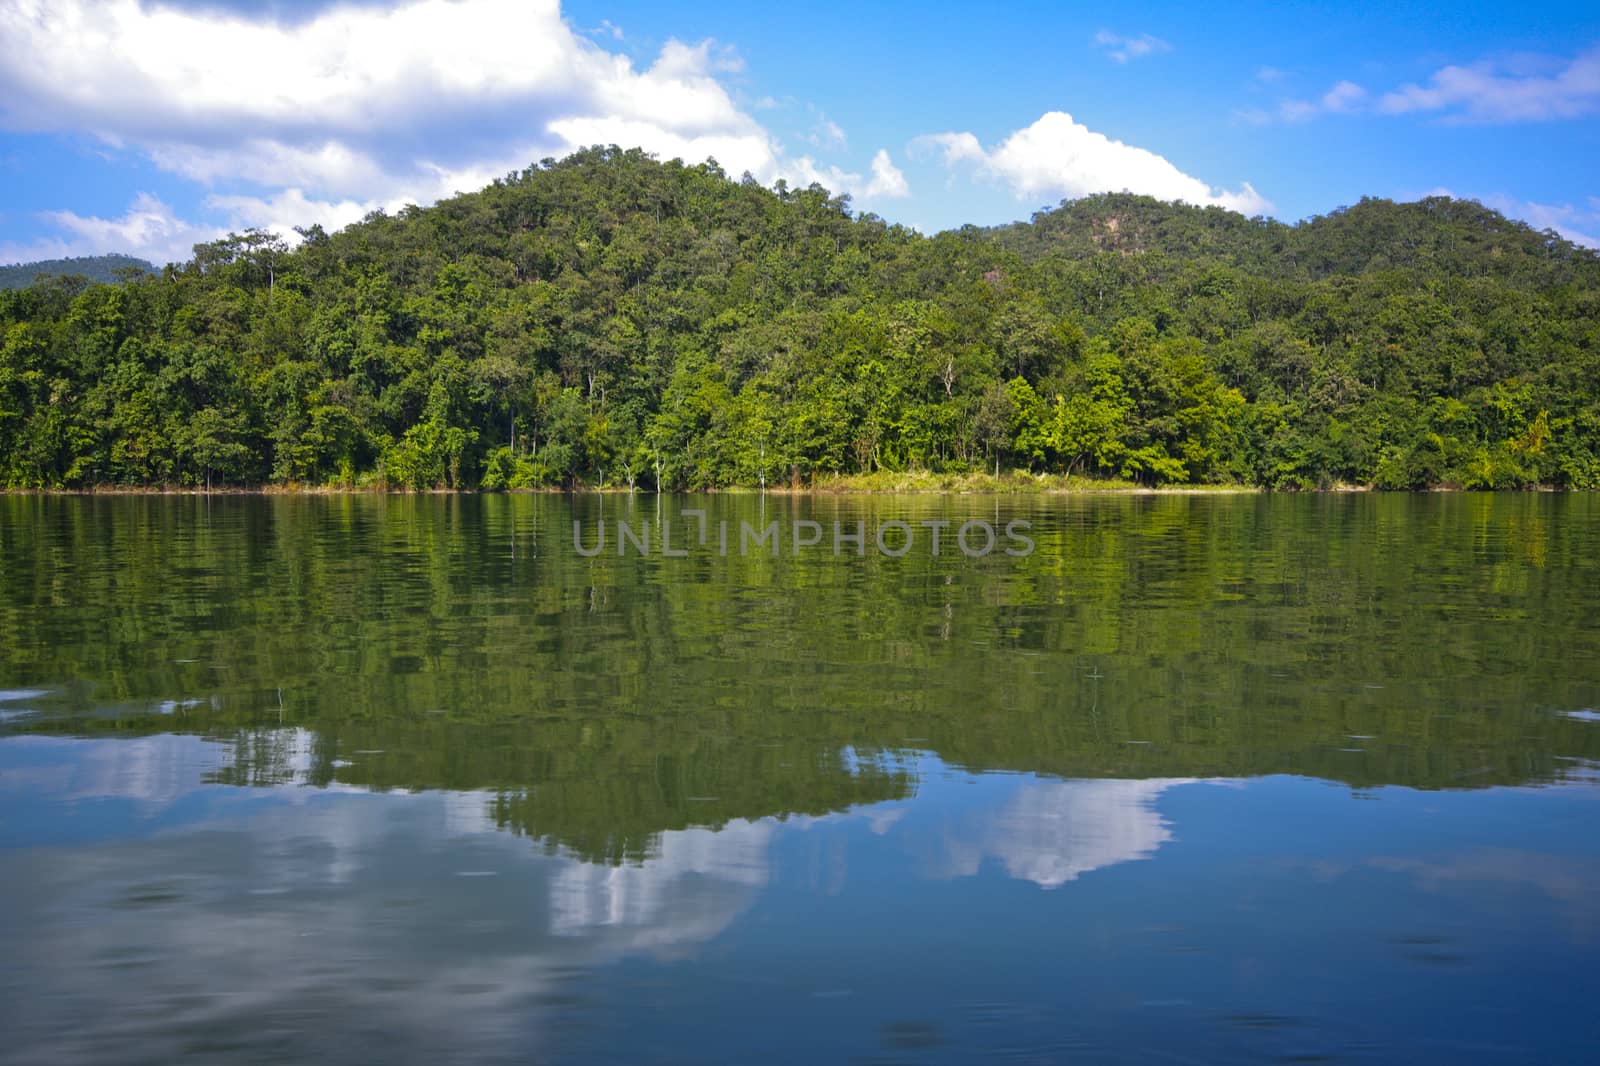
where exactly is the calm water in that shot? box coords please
[1,493,1598,1064]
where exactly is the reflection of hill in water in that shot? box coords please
[6,494,1600,859]
[18,693,1600,794]
[7,732,1199,895]
[11,698,1599,868]
[18,688,1598,799]
[7,716,909,867]
[0,744,1220,1065]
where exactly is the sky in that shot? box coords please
[0,0,1597,266]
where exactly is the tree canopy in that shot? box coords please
[3,147,1597,491]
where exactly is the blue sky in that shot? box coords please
[1,0,1597,265]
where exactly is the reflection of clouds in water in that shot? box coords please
[0,729,336,810]
[864,805,908,836]
[551,819,772,949]
[943,778,1203,889]
[216,725,320,785]
[1370,848,1600,908]
[0,733,1226,1061]
[0,733,230,808]
[0,787,778,1065]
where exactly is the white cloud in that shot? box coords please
[1320,80,1368,114]
[0,0,584,139]
[764,149,910,206]
[1269,80,1369,123]
[1480,194,1600,249]
[145,139,392,196]
[1092,30,1171,64]
[1380,45,1600,122]
[206,188,382,243]
[1247,46,1599,127]
[0,193,222,268]
[864,149,908,199]
[0,0,895,261]
[1256,66,1288,83]
[1277,99,1320,124]
[918,130,987,166]
[809,116,847,149]
[915,111,1270,216]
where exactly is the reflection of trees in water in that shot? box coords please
[8,495,1600,806]
[488,752,913,865]
[45,723,915,866]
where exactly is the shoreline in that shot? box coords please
[0,476,1579,497]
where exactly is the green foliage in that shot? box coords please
[1,148,1596,490]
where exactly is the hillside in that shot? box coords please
[984,192,1294,274]
[988,192,1597,285]
[1,146,1597,490]
[0,253,154,290]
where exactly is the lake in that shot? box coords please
[1,492,1598,1064]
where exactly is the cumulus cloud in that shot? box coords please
[0,0,585,143]
[864,149,909,199]
[759,151,910,205]
[0,193,221,269]
[915,111,1270,215]
[1381,44,1600,122]
[0,0,902,263]
[205,188,383,242]
[1092,30,1171,64]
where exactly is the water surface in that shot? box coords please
[1,493,1597,1063]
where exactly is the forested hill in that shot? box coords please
[988,193,1595,284]
[0,254,154,290]
[2,146,1597,491]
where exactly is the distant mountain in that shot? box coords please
[0,254,155,290]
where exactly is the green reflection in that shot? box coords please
[2,493,1598,863]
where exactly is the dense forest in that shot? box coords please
[0,253,153,291]
[2,146,1597,491]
